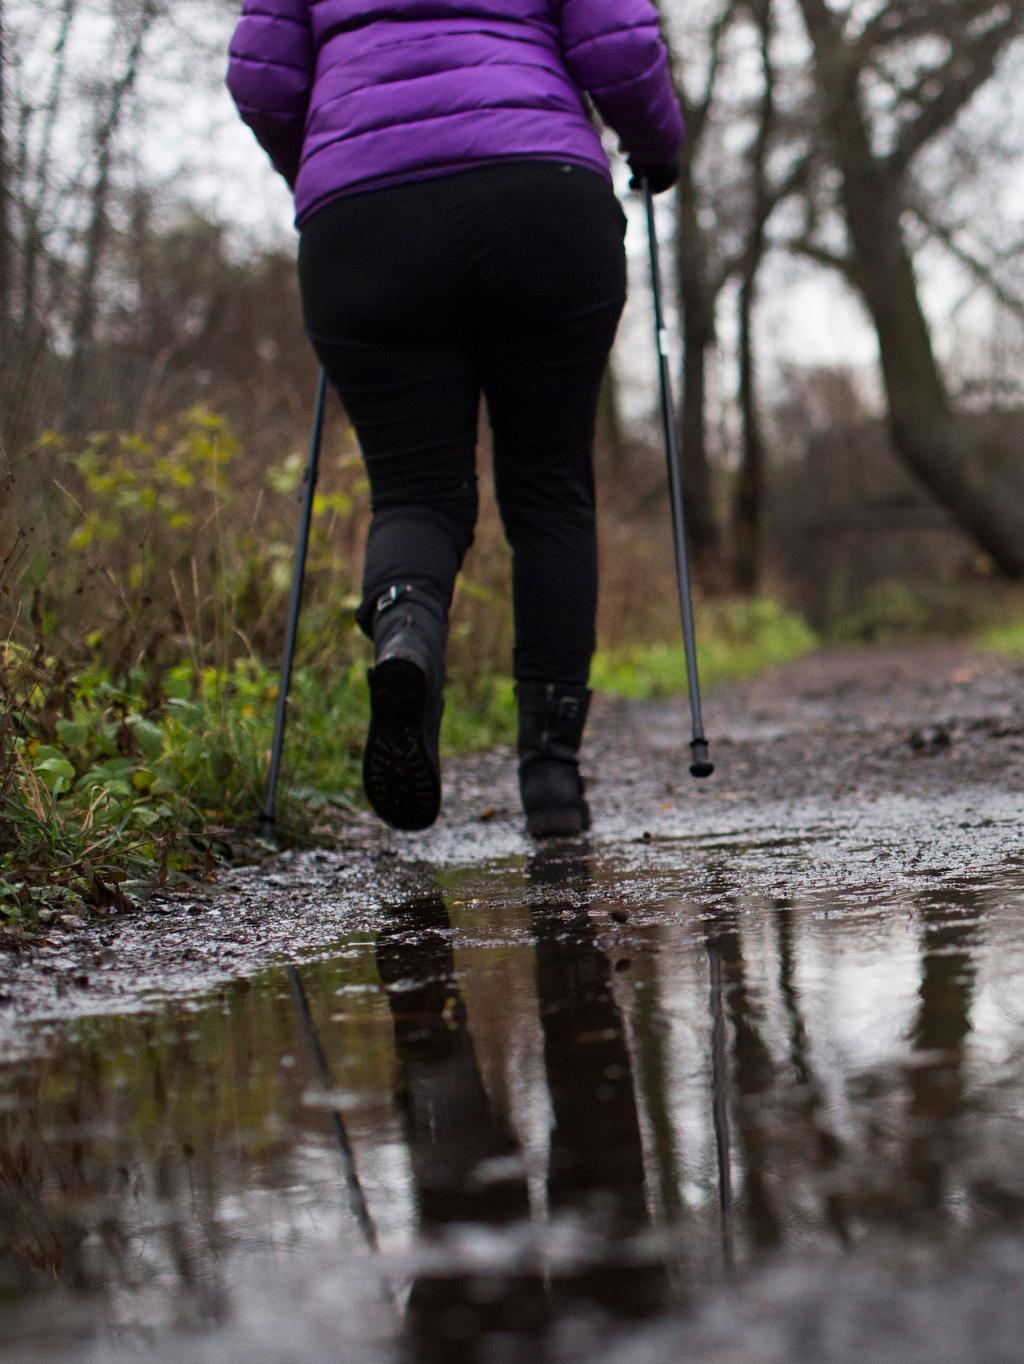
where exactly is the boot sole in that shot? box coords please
[363,658,441,832]
[526,806,591,839]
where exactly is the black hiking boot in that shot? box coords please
[516,682,592,839]
[362,585,446,832]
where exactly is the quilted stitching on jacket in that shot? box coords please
[227,0,683,223]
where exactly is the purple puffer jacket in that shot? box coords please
[226,0,684,225]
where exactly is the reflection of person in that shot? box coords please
[227,2,683,838]
[528,851,665,1320]
[902,890,983,1218]
[375,861,664,1357]
[375,894,547,1361]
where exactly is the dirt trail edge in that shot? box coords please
[2,640,1023,1051]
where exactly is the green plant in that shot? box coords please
[591,598,817,698]
[0,641,515,931]
[827,580,932,644]
[979,619,1024,659]
[2,402,827,936]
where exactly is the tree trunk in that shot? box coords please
[675,165,721,574]
[797,0,1024,577]
[0,0,11,327]
[68,3,157,430]
[20,0,77,342]
[732,0,775,595]
[848,167,1024,575]
[734,271,763,592]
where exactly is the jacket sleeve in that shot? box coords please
[558,0,684,163]
[226,0,313,188]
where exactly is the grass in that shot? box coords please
[591,598,817,698]
[0,648,514,932]
[978,619,1024,659]
[1,408,822,935]
[1,596,817,934]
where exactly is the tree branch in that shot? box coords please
[854,0,985,57]
[887,11,1024,174]
[0,0,10,318]
[69,0,161,412]
[909,200,1024,323]
[783,236,860,283]
[20,0,78,335]
[692,4,735,139]
[713,148,818,292]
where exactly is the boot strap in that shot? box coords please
[515,683,591,721]
[374,583,444,619]
[520,743,580,766]
[357,583,447,637]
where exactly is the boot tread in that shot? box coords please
[363,657,441,832]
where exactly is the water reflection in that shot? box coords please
[709,895,851,1256]
[289,963,381,1251]
[376,891,544,1361]
[705,924,735,1267]
[706,904,783,1252]
[373,851,665,1361]
[698,879,1010,1261]
[902,889,984,1222]
[528,850,664,1322]
[2,858,1024,1361]
[774,902,849,1245]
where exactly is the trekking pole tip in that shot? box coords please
[258,812,279,844]
[689,739,714,780]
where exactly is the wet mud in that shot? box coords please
[2,643,1024,1362]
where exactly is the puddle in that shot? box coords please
[4,843,1024,1360]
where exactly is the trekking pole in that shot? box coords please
[259,368,329,841]
[643,180,714,779]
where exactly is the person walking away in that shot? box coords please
[227,0,683,837]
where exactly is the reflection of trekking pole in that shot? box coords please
[706,932,734,1268]
[287,964,380,1253]
[288,964,403,1320]
[643,181,714,779]
[259,369,329,841]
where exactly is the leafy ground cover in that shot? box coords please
[979,619,1024,659]
[2,407,820,935]
[591,598,816,697]
[0,648,508,932]
[0,599,815,934]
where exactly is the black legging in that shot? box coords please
[298,161,627,685]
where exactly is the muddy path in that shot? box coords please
[3,640,1022,1032]
[3,641,1024,1362]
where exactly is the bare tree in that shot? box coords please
[68,0,161,409]
[0,0,11,328]
[670,5,733,574]
[18,0,77,341]
[732,0,777,592]
[793,0,1024,576]
[666,0,813,586]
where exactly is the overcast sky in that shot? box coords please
[12,0,1023,429]
[170,4,1024,427]
[157,9,883,427]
